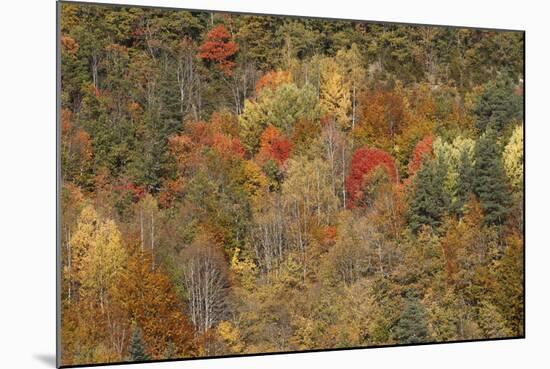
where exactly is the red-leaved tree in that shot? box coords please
[198,24,238,76]
[407,135,433,177]
[345,146,398,208]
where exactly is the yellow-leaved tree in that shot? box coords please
[503,124,524,193]
[62,204,128,364]
[76,207,127,313]
[320,58,351,130]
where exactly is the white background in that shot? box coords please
[0,0,547,368]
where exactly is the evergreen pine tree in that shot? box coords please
[473,128,510,225]
[128,326,149,362]
[454,148,474,216]
[408,156,449,233]
[393,295,430,344]
[164,339,176,359]
[473,78,523,133]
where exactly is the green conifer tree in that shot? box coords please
[473,128,510,225]
[408,156,449,233]
[393,295,430,344]
[454,148,474,216]
[128,326,149,362]
[473,78,523,133]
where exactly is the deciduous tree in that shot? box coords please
[198,24,239,76]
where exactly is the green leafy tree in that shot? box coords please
[239,83,320,154]
[236,15,281,70]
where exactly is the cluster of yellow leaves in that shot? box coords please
[503,124,524,193]
[319,58,351,129]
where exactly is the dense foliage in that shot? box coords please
[60,3,524,365]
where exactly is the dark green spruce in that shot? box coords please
[393,296,430,344]
[454,147,474,216]
[408,155,449,233]
[473,128,511,225]
[128,326,149,362]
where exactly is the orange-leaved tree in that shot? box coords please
[198,24,238,76]
[255,70,291,94]
[256,125,292,166]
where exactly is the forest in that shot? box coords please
[59,3,524,366]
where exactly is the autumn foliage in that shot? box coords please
[59,4,524,365]
[354,88,410,150]
[345,146,399,207]
[408,135,434,176]
[255,70,291,94]
[198,24,238,76]
[119,251,198,359]
[256,125,292,166]
[169,112,245,173]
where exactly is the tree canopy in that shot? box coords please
[60,3,524,366]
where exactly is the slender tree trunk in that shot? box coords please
[91,54,98,89]
[342,143,346,208]
[377,240,385,276]
[150,214,155,270]
[67,228,72,303]
[352,83,356,129]
[140,209,144,252]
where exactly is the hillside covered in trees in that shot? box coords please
[59,3,524,366]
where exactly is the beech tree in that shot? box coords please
[119,250,197,359]
[256,125,292,166]
[407,135,433,177]
[355,88,411,151]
